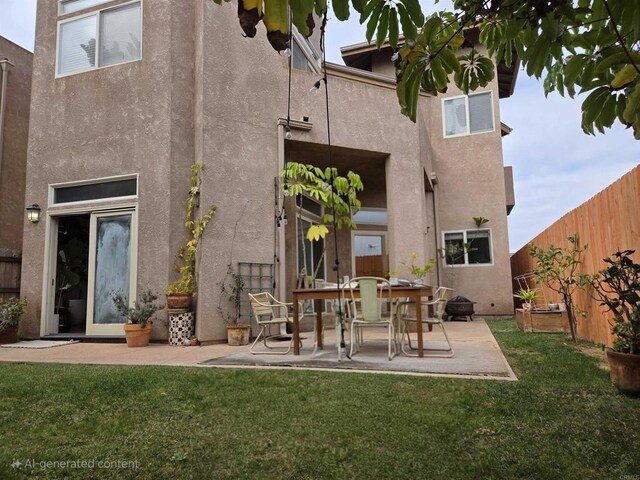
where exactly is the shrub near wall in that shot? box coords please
[511,165,640,347]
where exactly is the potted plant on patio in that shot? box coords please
[402,252,436,285]
[586,250,640,393]
[166,162,217,309]
[514,288,537,310]
[218,264,250,345]
[0,297,27,344]
[113,290,164,347]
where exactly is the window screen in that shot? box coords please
[54,179,137,204]
[467,229,492,264]
[352,209,388,225]
[469,93,493,134]
[99,3,141,67]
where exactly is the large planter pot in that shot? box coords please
[606,349,640,394]
[227,324,250,346]
[166,293,191,310]
[123,323,154,347]
[0,326,19,344]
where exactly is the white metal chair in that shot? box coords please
[345,277,397,361]
[248,292,297,355]
[397,288,454,357]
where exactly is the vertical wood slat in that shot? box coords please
[0,256,22,302]
[511,165,640,347]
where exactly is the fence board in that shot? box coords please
[0,256,21,302]
[511,165,640,346]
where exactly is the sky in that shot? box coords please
[1,0,638,252]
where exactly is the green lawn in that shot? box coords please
[0,319,638,480]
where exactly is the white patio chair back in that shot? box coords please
[248,292,297,355]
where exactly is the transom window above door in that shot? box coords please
[57,0,142,77]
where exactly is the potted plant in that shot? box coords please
[166,162,217,309]
[0,297,27,344]
[112,290,164,347]
[514,288,538,310]
[402,252,436,285]
[218,264,250,345]
[587,250,640,393]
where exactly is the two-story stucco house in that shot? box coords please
[18,0,517,342]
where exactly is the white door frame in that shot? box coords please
[41,204,138,336]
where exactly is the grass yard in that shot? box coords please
[0,319,639,479]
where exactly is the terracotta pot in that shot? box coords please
[123,322,154,347]
[227,324,250,346]
[606,349,640,394]
[166,293,191,310]
[0,326,19,344]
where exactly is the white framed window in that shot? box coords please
[290,29,321,73]
[443,229,493,266]
[442,91,494,138]
[56,1,142,77]
[352,208,388,226]
[59,0,110,15]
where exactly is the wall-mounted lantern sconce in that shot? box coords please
[26,203,41,223]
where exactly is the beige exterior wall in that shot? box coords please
[20,1,513,341]
[0,37,32,254]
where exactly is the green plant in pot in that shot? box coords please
[166,162,217,310]
[514,288,538,310]
[0,297,27,344]
[218,264,250,346]
[113,290,164,347]
[402,252,436,285]
[586,250,640,394]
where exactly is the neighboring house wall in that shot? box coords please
[0,36,32,255]
[511,165,640,347]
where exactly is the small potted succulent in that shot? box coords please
[0,297,27,344]
[112,290,164,347]
[587,250,640,393]
[514,288,538,310]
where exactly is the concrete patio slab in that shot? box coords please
[0,319,516,380]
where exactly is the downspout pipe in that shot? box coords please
[0,58,14,185]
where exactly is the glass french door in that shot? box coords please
[85,210,137,335]
[354,233,387,277]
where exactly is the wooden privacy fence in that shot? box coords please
[0,255,21,302]
[511,165,640,346]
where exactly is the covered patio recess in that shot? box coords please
[283,140,392,300]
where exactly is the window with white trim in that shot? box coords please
[290,30,321,73]
[443,91,494,137]
[443,229,492,265]
[57,1,141,76]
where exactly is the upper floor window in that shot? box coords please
[443,229,493,265]
[59,0,110,14]
[443,91,494,138]
[57,1,141,77]
[290,30,320,73]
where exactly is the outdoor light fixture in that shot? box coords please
[283,185,290,197]
[309,78,323,95]
[26,203,41,223]
[284,125,293,140]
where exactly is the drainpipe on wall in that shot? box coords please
[0,58,14,186]
[430,172,441,287]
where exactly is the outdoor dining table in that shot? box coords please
[291,284,434,357]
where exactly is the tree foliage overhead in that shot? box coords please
[212,0,640,138]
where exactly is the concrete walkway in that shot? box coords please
[0,318,516,380]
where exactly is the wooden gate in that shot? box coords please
[0,255,21,301]
[355,254,388,278]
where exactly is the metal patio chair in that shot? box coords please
[345,277,397,361]
[248,292,297,355]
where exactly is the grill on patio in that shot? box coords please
[445,296,476,322]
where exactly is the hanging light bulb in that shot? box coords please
[322,181,331,191]
[283,185,290,197]
[282,47,292,58]
[282,211,288,226]
[309,79,322,95]
[285,125,293,140]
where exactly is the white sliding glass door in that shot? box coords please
[86,210,137,335]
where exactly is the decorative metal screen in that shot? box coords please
[238,262,274,326]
